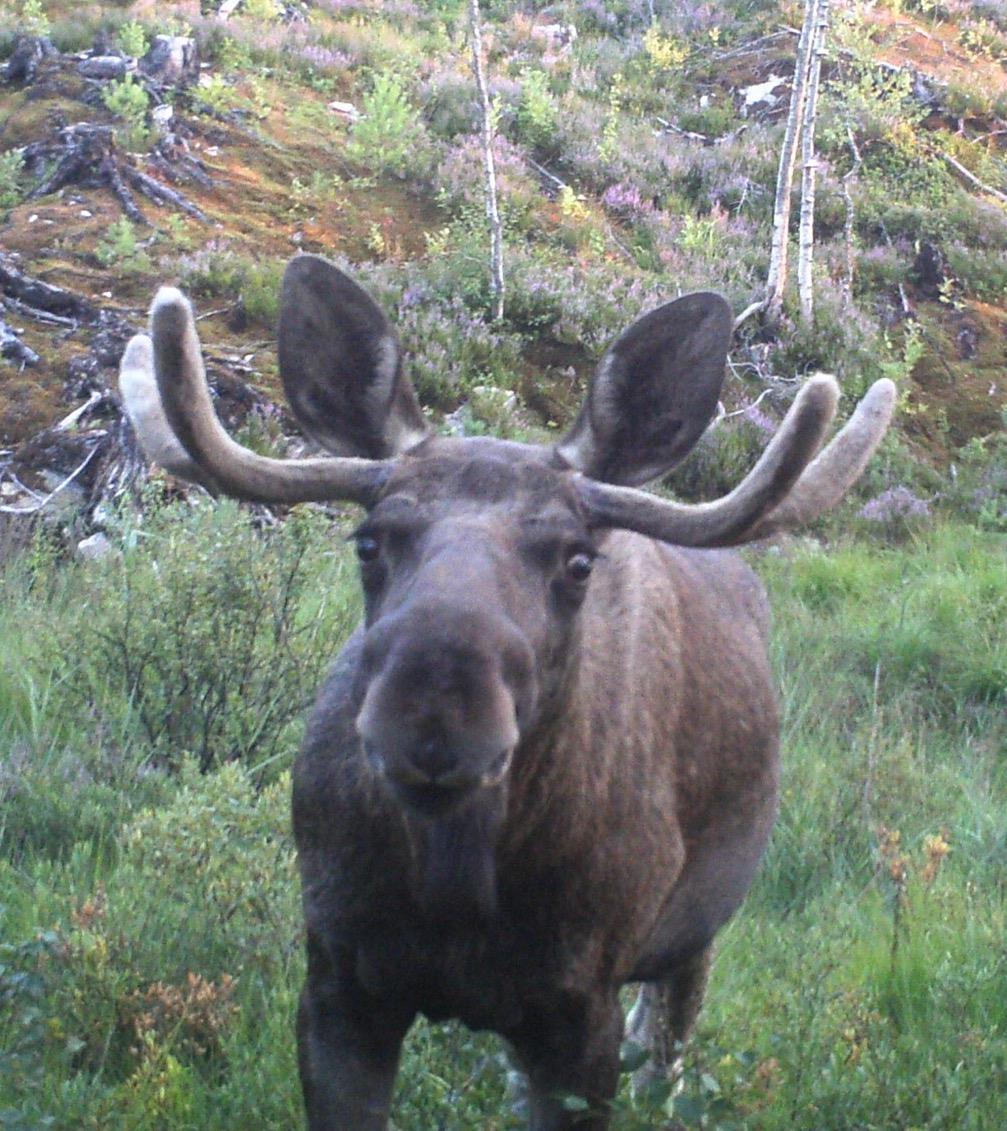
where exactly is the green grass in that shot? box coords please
[1,513,1003,1129]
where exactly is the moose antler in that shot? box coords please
[121,288,393,505]
[121,277,894,547]
[580,376,896,547]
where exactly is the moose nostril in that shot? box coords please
[410,737,457,781]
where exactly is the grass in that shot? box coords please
[0,511,1003,1129]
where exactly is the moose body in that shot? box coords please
[119,255,895,1130]
[295,520,777,1127]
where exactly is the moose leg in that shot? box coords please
[297,938,413,1131]
[510,993,624,1131]
[625,944,712,1097]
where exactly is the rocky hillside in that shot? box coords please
[1,0,1004,534]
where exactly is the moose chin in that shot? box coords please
[120,253,894,1131]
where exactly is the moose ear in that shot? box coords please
[278,254,430,459]
[556,292,733,486]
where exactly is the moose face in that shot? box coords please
[351,447,595,819]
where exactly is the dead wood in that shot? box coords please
[124,163,208,222]
[23,122,208,225]
[0,253,98,323]
[0,35,57,86]
[0,319,40,368]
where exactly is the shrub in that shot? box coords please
[436,133,543,235]
[395,285,524,407]
[346,69,432,177]
[0,149,25,215]
[101,76,151,151]
[51,501,359,773]
[121,759,297,959]
[12,0,49,36]
[116,19,148,59]
[95,217,152,273]
[514,68,558,153]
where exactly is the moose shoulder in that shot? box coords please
[120,254,895,1131]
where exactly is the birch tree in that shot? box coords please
[763,0,821,328]
[468,0,505,322]
[797,0,830,322]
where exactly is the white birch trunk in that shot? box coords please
[798,0,829,323]
[468,0,505,322]
[841,127,862,310]
[764,0,819,326]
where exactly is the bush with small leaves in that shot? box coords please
[51,501,359,773]
[102,76,151,150]
[116,19,148,59]
[0,149,25,215]
[95,217,152,273]
[346,70,432,178]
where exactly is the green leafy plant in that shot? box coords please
[346,70,429,177]
[0,150,25,215]
[598,72,625,165]
[54,501,358,772]
[14,0,50,36]
[239,0,281,21]
[95,217,152,273]
[515,68,557,152]
[116,19,148,59]
[101,76,151,150]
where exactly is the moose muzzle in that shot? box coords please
[355,607,531,817]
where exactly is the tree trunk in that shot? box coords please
[468,0,505,323]
[797,0,829,323]
[764,0,819,327]
[841,127,862,310]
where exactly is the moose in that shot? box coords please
[119,254,894,1130]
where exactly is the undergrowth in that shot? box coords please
[0,512,1003,1129]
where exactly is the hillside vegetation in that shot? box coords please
[1,1,1005,1128]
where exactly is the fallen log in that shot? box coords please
[0,253,98,322]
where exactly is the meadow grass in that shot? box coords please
[0,512,1003,1129]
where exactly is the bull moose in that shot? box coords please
[119,254,894,1130]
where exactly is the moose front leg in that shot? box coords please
[511,992,625,1131]
[297,936,413,1131]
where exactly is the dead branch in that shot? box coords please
[0,318,41,368]
[765,0,820,326]
[655,116,749,147]
[124,164,208,222]
[0,252,98,322]
[734,300,766,331]
[526,157,568,198]
[24,122,208,225]
[0,445,101,515]
[841,128,862,309]
[798,0,829,323]
[940,150,1007,205]
[469,0,505,322]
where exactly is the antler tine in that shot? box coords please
[740,377,897,542]
[119,333,217,490]
[147,287,392,506]
[578,374,841,548]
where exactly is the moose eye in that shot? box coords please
[355,534,381,564]
[565,551,595,582]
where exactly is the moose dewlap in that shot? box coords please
[119,254,894,1130]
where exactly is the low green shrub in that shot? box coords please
[102,76,151,151]
[48,501,359,773]
[0,150,25,216]
[346,70,433,178]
